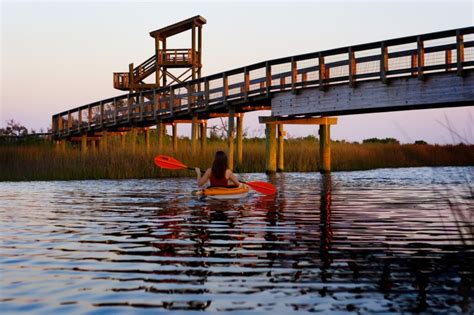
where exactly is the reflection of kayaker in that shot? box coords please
[195,151,241,188]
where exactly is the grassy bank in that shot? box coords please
[0,138,473,181]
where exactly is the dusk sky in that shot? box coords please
[1,0,473,144]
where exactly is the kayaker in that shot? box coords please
[195,151,241,187]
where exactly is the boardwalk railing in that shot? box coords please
[53,27,473,139]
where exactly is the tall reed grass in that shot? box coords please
[0,137,473,181]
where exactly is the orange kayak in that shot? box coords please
[193,185,250,200]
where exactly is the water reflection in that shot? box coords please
[0,168,473,313]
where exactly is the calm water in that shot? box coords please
[1,167,473,314]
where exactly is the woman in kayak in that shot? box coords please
[195,151,241,187]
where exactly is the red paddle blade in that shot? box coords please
[154,155,188,170]
[245,181,277,195]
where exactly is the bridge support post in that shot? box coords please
[91,140,97,153]
[227,109,235,171]
[156,122,163,152]
[319,123,331,173]
[277,124,285,172]
[100,131,108,152]
[265,123,277,174]
[130,127,136,153]
[57,140,66,152]
[236,113,244,170]
[81,134,88,154]
[145,128,150,154]
[172,123,178,152]
[200,121,207,152]
[191,115,198,154]
[120,133,126,148]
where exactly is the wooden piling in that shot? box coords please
[265,123,277,173]
[236,113,244,168]
[172,123,178,152]
[81,134,88,154]
[91,140,97,153]
[319,124,331,173]
[101,130,108,152]
[277,124,284,172]
[157,122,163,151]
[227,109,235,171]
[120,133,126,148]
[191,115,198,154]
[200,121,207,152]
[130,127,136,153]
[145,128,150,153]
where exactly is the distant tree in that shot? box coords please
[363,137,400,144]
[414,140,428,145]
[0,119,29,138]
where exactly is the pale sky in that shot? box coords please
[1,0,473,144]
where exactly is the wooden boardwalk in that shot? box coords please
[51,26,474,172]
[52,27,473,138]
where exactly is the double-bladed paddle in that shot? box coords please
[154,155,276,195]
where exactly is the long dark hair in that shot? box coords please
[212,151,228,179]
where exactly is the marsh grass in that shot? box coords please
[0,137,473,181]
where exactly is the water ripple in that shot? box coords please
[0,167,473,314]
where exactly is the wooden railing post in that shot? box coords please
[187,82,192,113]
[113,98,117,125]
[100,102,104,128]
[445,49,452,72]
[380,42,388,84]
[318,53,326,90]
[139,92,144,120]
[88,105,92,130]
[169,87,175,115]
[417,36,424,81]
[348,47,356,88]
[127,95,131,122]
[223,73,228,105]
[244,67,249,101]
[456,29,464,76]
[68,111,72,134]
[153,89,157,120]
[78,109,82,132]
[411,52,418,77]
[204,78,210,110]
[266,62,272,96]
[291,57,297,94]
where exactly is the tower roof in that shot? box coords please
[149,15,206,39]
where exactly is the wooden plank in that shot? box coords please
[271,70,474,117]
[259,116,338,125]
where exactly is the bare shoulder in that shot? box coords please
[225,169,233,177]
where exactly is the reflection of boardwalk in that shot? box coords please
[52,27,473,140]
